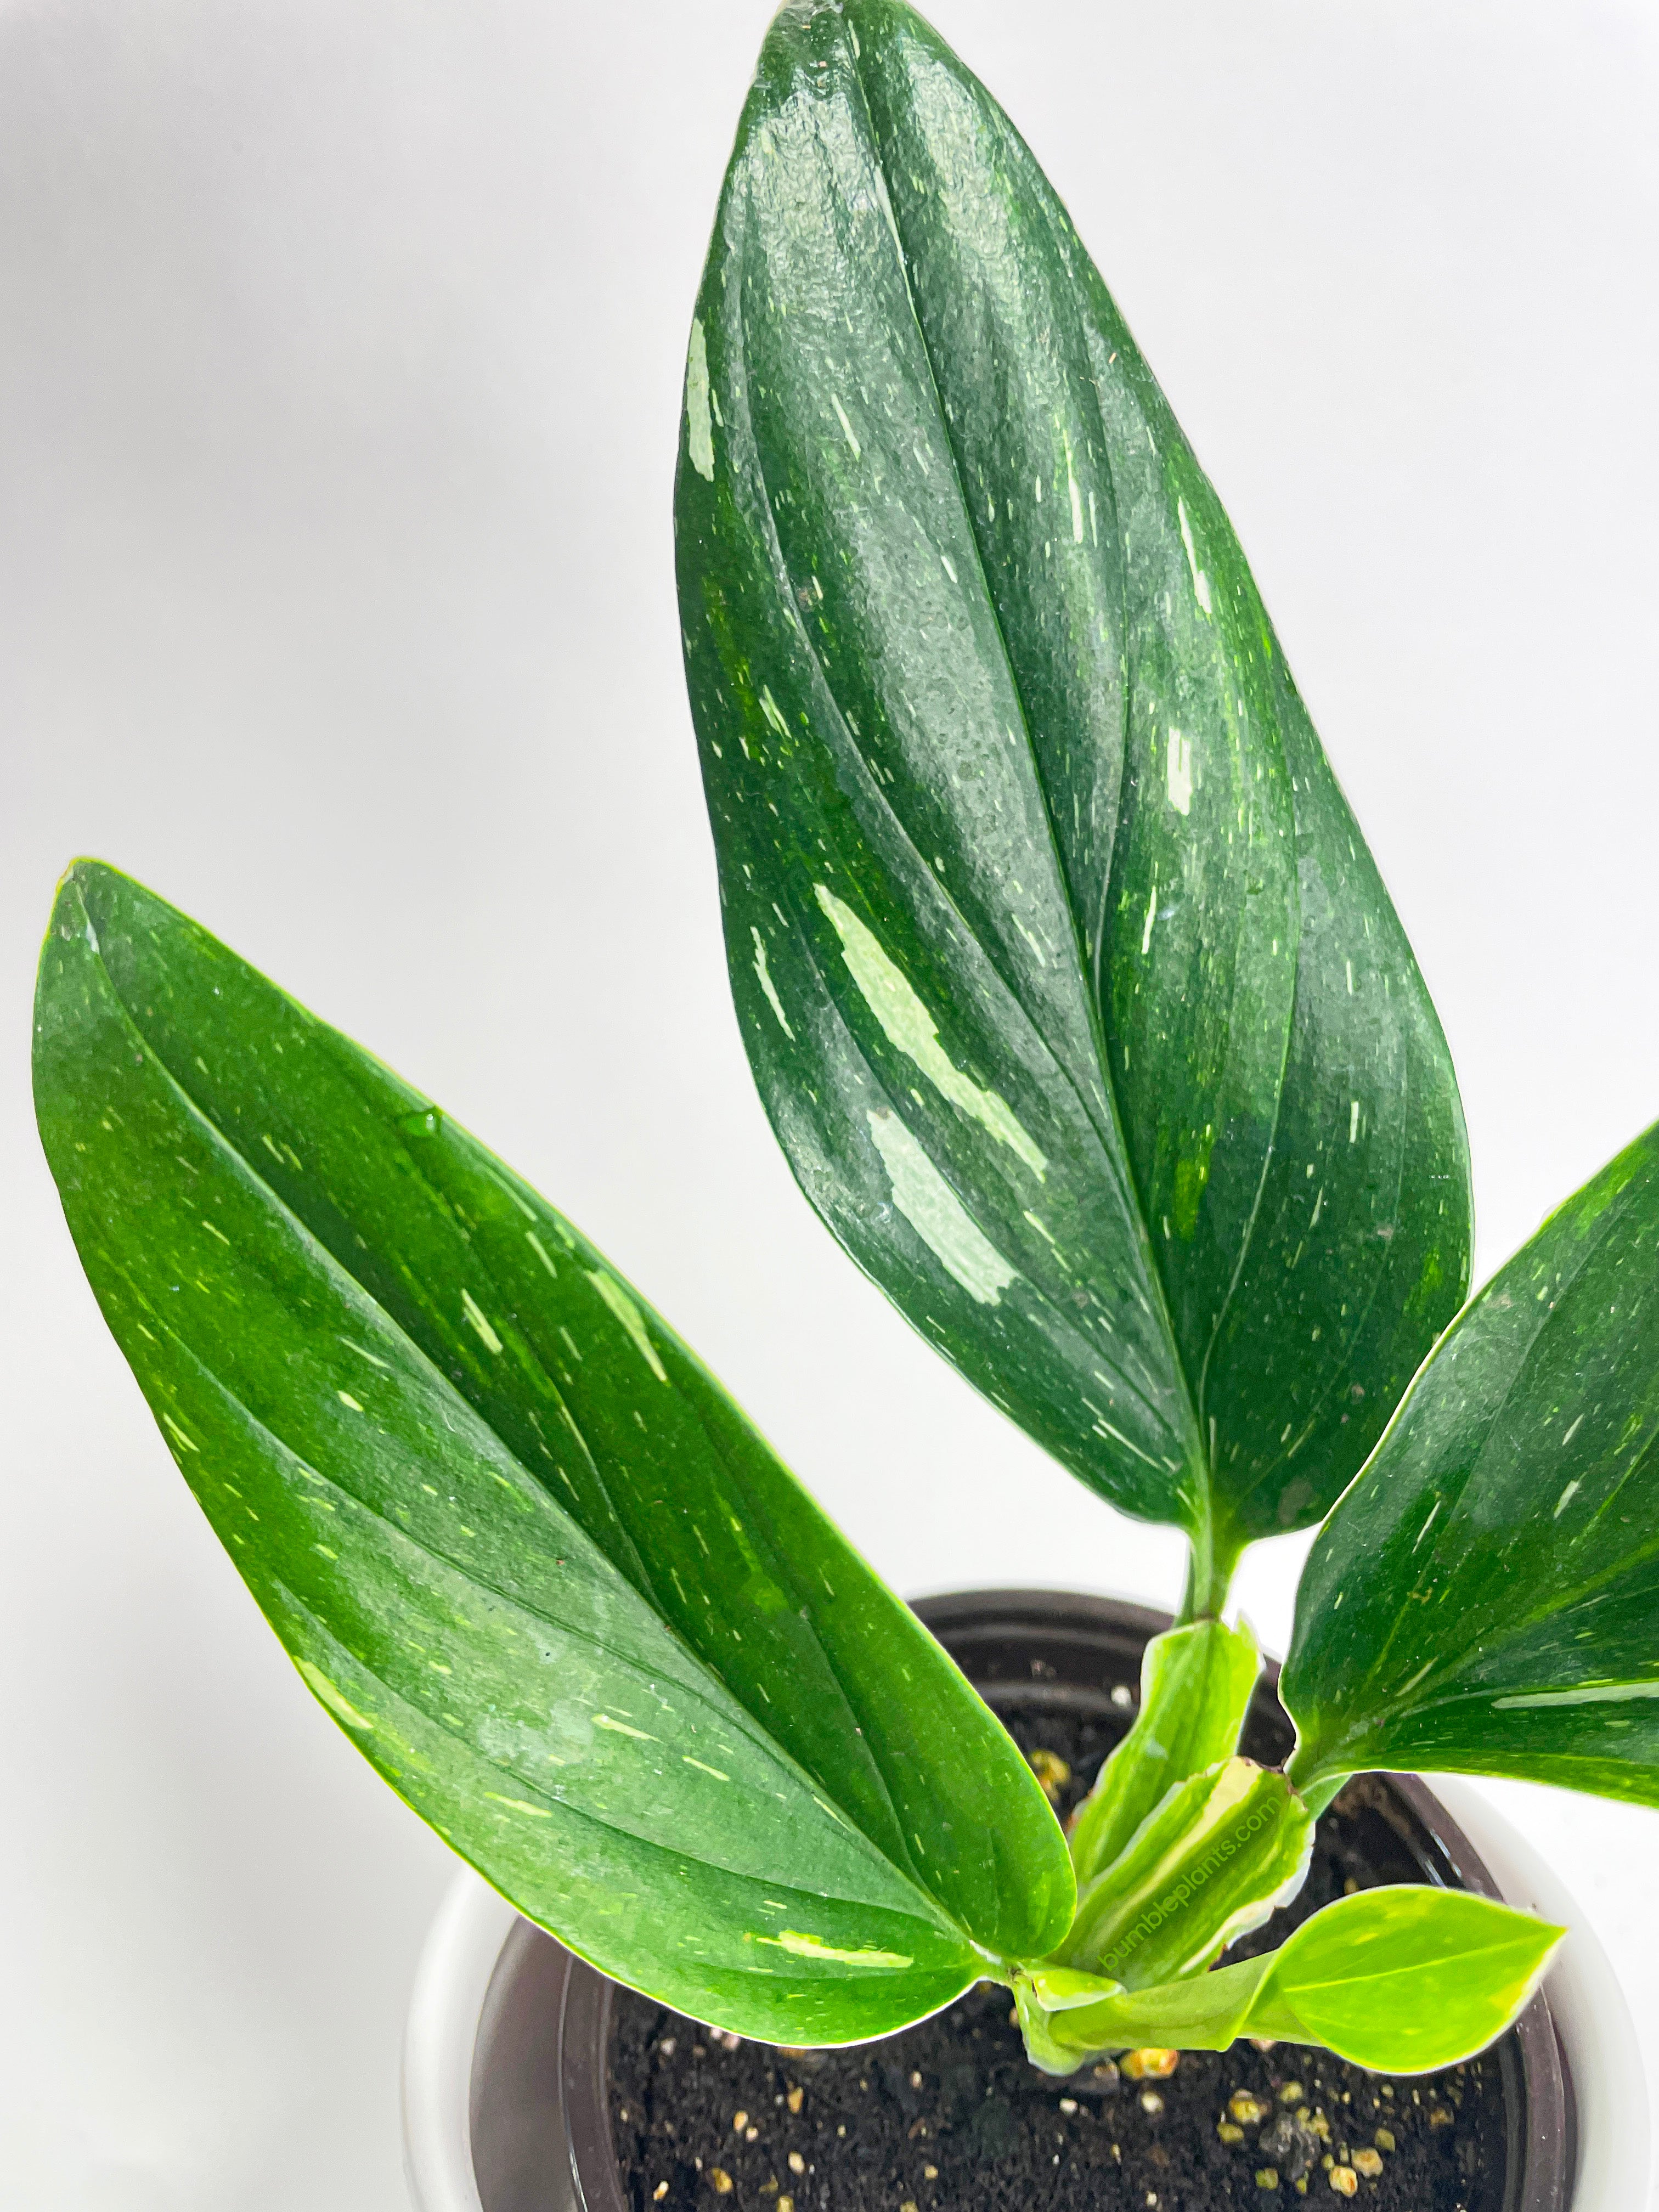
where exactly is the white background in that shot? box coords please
[3,0,1657,2203]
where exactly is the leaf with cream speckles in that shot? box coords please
[1017,1887,1562,2073]
[1285,1119,1659,1807]
[32,860,1073,2042]
[675,0,1470,1574]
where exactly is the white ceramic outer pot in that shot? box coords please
[1431,1776,1649,2212]
[403,1869,518,2212]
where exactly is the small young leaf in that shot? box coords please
[1018,1888,1562,2074]
[676,0,1470,1560]
[1070,1619,1260,1884]
[1244,1888,1564,2073]
[1284,1119,1659,1804]
[33,862,1074,2044]
[1059,1758,1311,1988]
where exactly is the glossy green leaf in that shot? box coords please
[675,0,1470,1567]
[1286,1120,1659,1803]
[1070,1618,1260,1884]
[33,861,1074,2042]
[1243,1889,1563,2071]
[1019,1888,1562,2074]
[1058,1757,1311,1988]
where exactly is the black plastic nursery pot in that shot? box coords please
[466,1592,1572,2212]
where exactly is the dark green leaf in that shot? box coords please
[1069,1620,1260,1884]
[1286,1121,1659,1805]
[33,861,1073,2042]
[1018,1888,1562,2073]
[676,0,1470,1560]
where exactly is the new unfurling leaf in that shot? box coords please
[1069,1619,1261,1884]
[1059,1756,1312,1988]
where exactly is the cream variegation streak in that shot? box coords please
[819,885,1047,1178]
[867,1110,1019,1306]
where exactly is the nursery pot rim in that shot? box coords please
[403,1587,1648,2212]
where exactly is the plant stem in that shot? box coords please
[1283,1741,1347,1817]
[1292,1769,1347,1819]
[1176,1512,1242,1624]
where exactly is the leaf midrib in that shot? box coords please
[716,147,1184,1449]
[826,32,1209,1504]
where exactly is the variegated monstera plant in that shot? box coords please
[37,0,1659,2081]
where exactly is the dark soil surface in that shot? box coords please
[610,1695,1511,2212]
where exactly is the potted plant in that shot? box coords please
[405,1594,1643,2212]
[29,2,1656,2208]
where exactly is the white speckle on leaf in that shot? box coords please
[1349,1099,1361,1144]
[751,927,795,1039]
[830,392,861,460]
[866,1110,1018,1307]
[1064,431,1085,543]
[816,884,1045,1176]
[1177,498,1212,616]
[339,1337,393,1372]
[588,1269,669,1383]
[485,1791,554,1818]
[595,1713,658,1741]
[683,1756,731,1781]
[526,1231,559,1278]
[1554,1479,1581,1519]
[337,1391,364,1413]
[1494,1680,1659,1710]
[686,318,715,481]
[1141,883,1158,956]
[1166,730,1193,816]
[296,1659,374,1733]
[1012,915,1047,967]
[753,1929,913,1970]
[461,1289,503,1355]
